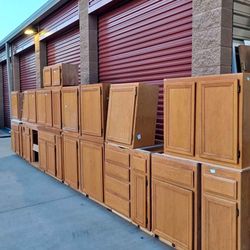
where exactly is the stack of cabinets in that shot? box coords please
[22,91,29,122]
[104,144,130,217]
[22,125,31,162]
[106,83,159,148]
[28,90,37,123]
[36,89,52,126]
[11,121,21,155]
[43,63,78,87]
[151,154,201,250]
[11,92,22,119]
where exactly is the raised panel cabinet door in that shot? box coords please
[198,79,239,164]
[51,65,61,86]
[80,85,102,137]
[52,89,61,129]
[45,90,52,127]
[131,171,147,228]
[202,194,237,250]
[152,179,193,250]
[36,91,46,125]
[47,142,56,176]
[11,92,18,119]
[62,88,79,132]
[22,92,29,121]
[63,137,78,189]
[80,141,104,202]
[28,91,36,123]
[106,86,137,145]
[39,139,47,171]
[164,81,195,156]
[43,67,52,87]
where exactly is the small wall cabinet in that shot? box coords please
[28,90,37,123]
[11,91,22,120]
[106,83,159,148]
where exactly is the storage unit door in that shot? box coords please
[46,26,80,83]
[19,49,36,91]
[2,62,10,128]
[98,0,192,141]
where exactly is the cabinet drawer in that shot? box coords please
[105,146,129,167]
[39,131,55,144]
[105,175,130,200]
[131,155,147,173]
[105,191,130,217]
[203,174,237,200]
[105,162,129,181]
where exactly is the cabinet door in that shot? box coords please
[36,91,46,125]
[28,91,36,123]
[45,90,52,127]
[198,79,239,164]
[202,194,237,250]
[11,93,18,119]
[43,67,51,87]
[25,135,31,162]
[63,136,78,189]
[106,86,137,145]
[47,142,56,176]
[22,92,29,121]
[39,139,47,171]
[80,85,102,137]
[152,179,193,250]
[164,81,195,156]
[131,171,147,228]
[80,141,103,202]
[51,65,61,86]
[62,88,78,132]
[14,130,20,155]
[52,89,61,129]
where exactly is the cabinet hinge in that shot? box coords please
[236,208,240,217]
[238,150,241,159]
[238,83,241,94]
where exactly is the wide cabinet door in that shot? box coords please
[197,79,239,164]
[152,179,193,250]
[202,194,237,250]
[39,139,47,171]
[36,91,46,125]
[80,86,102,136]
[106,86,137,145]
[45,90,52,127]
[164,81,195,156]
[79,141,103,202]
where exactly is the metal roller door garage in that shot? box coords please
[2,62,10,128]
[19,48,36,91]
[46,26,81,83]
[98,0,192,141]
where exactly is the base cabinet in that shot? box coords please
[79,140,104,202]
[152,154,201,250]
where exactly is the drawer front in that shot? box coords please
[152,159,194,189]
[39,131,55,144]
[203,174,237,200]
[131,155,147,173]
[105,191,130,217]
[105,146,129,167]
[105,175,130,200]
[105,162,129,181]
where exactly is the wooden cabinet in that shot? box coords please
[80,83,109,139]
[62,86,79,133]
[36,89,52,126]
[63,134,79,189]
[11,91,22,119]
[202,165,250,250]
[106,83,159,148]
[22,91,29,122]
[28,90,37,123]
[43,66,52,87]
[22,125,31,162]
[104,143,130,217]
[164,73,250,169]
[52,87,62,129]
[79,140,104,202]
[152,154,201,250]
[11,122,21,155]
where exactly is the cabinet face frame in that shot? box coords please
[164,80,195,157]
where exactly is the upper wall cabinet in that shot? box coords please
[43,66,52,87]
[11,91,22,120]
[80,83,110,139]
[164,73,250,169]
[106,83,159,149]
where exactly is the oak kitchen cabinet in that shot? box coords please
[80,83,109,139]
[11,121,21,155]
[28,90,37,123]
[22,91,29,122]
[152,154,201,250]
[36,89,52,126]
[202,165,250,250]
[62,86,79,133]
[11,91,22,120]
[22,125,31,162]
[51,87,62,129]
[43,66,52,87]
[164,73,250,169]
[106,83,159,148]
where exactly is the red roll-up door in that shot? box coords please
[98,0,192,141]
[19,48,36,91]
[2,62,10,128]
[47,26,81,83]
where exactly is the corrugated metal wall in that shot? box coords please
[98,0,192,141]
[12,35,35,54]
[19,48,36,91]
[47,26,81,83]
[2,62,10,128]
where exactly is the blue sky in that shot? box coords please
[0,0,49,41]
